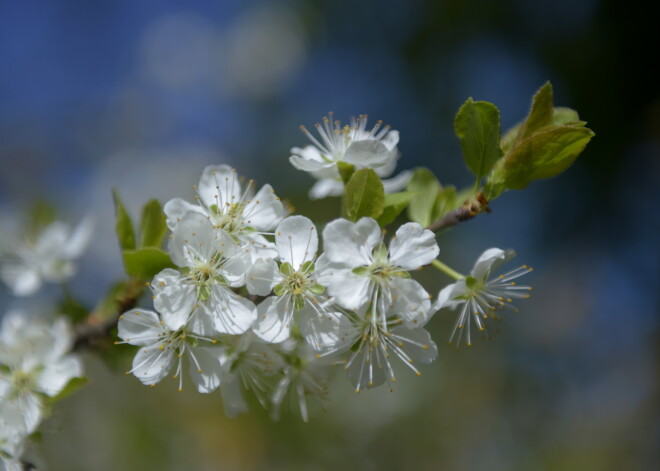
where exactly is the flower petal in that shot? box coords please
[382,170,413,193]
[61,217,94,259]
[207,286,257,335]
[343,140,392,168]
[276,216,318,269]
[471,248,516,281]
[322,218,381,268]
[163,198,206,230]
[187,346,225,393]
[197,165,243,211]
[243,184,286,231]
[324,268,372,311]
[389,326,438,364]
[433,279,468,311]
[246,259,281,296]
[131,345,174,386]
[309,178,344,200]
[117,309,165,346]
[388,223,439,270]
[36,355,83,397]
[389,277,432,327]
[252,296,294,344]
[168,212,218,268]
[152,270,196,331]
[298,307,357,352]
[0,264,41,297]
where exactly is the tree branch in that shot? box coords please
[426,193,490,232]
[73,279,146,351]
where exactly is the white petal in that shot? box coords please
[389,278,432,327]
[290,145,325,163]
[168,212,217,267]
[36,355,83,397]
[220,374,249,417]
[471,248,516,281]
[380,129,400,150]
[0,264,41,297]
[346,344,386,390]
[163,198,206,230]
[197,165,243,211]
[388,223,439,270]
[343,140,392,168]
[40,258,75,283]
[187,346,225,393]
[207,286,256,335]
[152,271,196,331]
[117,309,165,346]
[61,217,94,259]
[298,307,357,352]
[382,170,413,193]
[276,216,318,269]
[243,233,279,263]
[13,393,43,435]
[35,222,70,254]
[243,184,286,231]
[322,218,380,268]
[325,268,372,311]
[131,345,174,386]
[433,280,468,311]
[289,155,333,173]
[187,304,219,338]
[389,326,438,364]
[309,178,344,200]
[246,259,280,296]
[253,296,294,344]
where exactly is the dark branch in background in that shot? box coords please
[426,193,490,232]
[73,279,146,351]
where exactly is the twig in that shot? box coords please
[426,193,490,232]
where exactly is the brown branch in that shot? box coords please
[73,278,146,351]
[426,193,490,232]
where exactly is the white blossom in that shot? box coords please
[1,218,93,296]
[246,216,332,344]
[291,114,410,199]
[0,311,83,436]
[164,165,286,261]
[434,248,533,346]
[321,218,438,325]
[117,308,225,392]
[152,212,256,336]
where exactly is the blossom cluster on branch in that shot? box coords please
[0,82,593,470]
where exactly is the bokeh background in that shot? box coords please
[1,0,658,470]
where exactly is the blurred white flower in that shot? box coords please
[0,311,83,436]
[1,218,93,296]
[434,248,533,346]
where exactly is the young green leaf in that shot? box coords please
[112,189,136,251]
[337,161,356,184]
[495,124,595,189]
[122,247,176,279]
[454,98,503,179]
[516,82,555,143]
[377,191,414,227]
[342,168,385,222]
[139,199,167,248]
[406,168,440,227]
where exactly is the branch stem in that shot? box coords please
[431,259,465,280]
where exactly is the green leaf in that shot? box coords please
[377,191,414,227]
[337,161,356,184]
[454,98,503,179]
[47,376,89,404]
[406,168,440,227]
[553,107,583,125]
[58,292,89,324]
[431,186,457,220]
[112,190,136,251]
[516,82,555,143]
[139,199,167,248]
[342,168,385,222]
[496,124,595,190]
[122,247,176,279]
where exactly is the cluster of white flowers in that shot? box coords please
[117,115,532,420]
[0,311,84,468]
[1,218,93,297]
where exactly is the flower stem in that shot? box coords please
[431,259,465,280]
